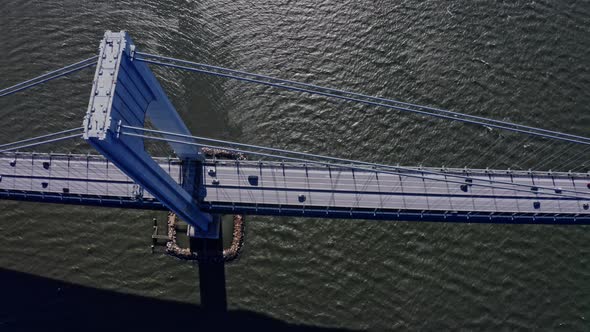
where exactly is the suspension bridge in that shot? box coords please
[1,30,589,239]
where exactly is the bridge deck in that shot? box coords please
[201,160,590,223]
[1,153,589,223]
[0,152,181,209]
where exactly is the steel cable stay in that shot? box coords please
[135,52,590,145]
[0,56,98,97]
[119,126,590,200]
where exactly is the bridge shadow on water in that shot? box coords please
[193,234,228,313]
[0,266,354,332]
[1,226,354,331]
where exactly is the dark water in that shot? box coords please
[1,0,590,330]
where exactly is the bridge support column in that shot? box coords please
[83,31,217,238]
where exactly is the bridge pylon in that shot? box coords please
[83,31,218,238]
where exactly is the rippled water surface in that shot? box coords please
[1,1,589,330]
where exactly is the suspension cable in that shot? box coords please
[0,57,98,97]
[0,133,82,153]
[0,127,83,149]
[135,52,590,145]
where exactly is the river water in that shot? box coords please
[1,0,589,330]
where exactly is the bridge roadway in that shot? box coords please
[1,153,590,224]
[0,152,179,209]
